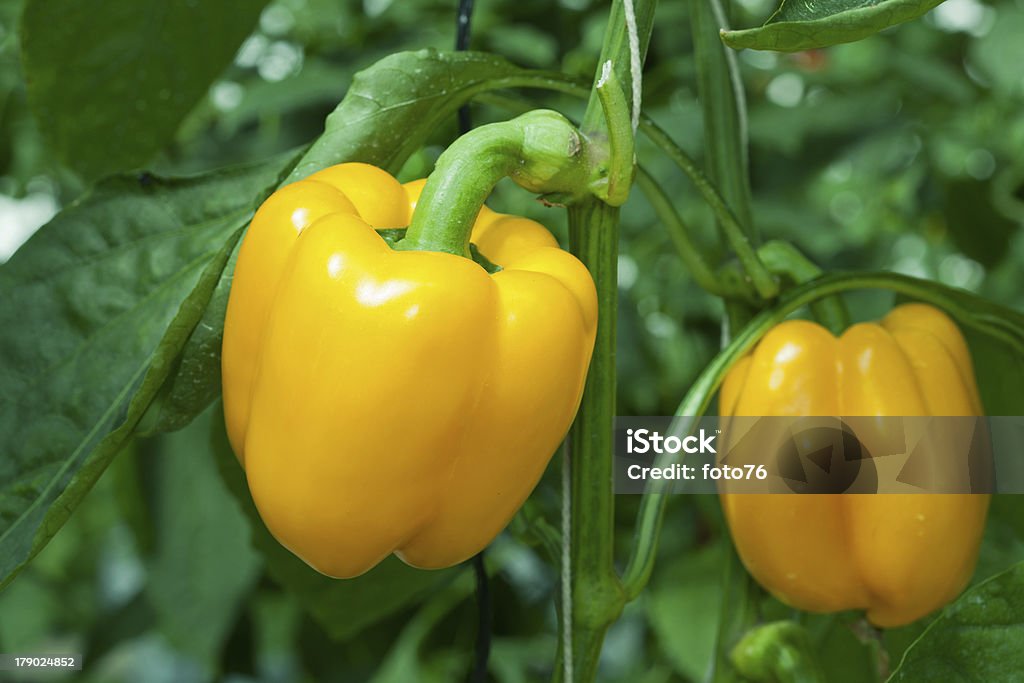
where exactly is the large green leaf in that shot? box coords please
[689,0,755,237]
[647,544,723,681]
[146,49,574,433]
[288,49,570,181]
[20,0,270,180]
[209,405,458,641]
[721,0,945,52]
[0,154,293,590]
[889,562,1024,681]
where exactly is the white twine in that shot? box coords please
[624,0,642,132]
[561,442,573,682]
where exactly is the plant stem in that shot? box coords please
[593,64,636,206]
[558,1,658,681]
[562,200,628,683]
[756,241,850,333]
[473,89,780,301]
[634,166,724,296]
[399,109,590,256]
[689,0,766,673]
[689,0,755,239]
[640,121,777,299]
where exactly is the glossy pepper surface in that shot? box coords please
[222,162,597,578]
[719,303,989,627]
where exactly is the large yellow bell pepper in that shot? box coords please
[719,303,989,627]
[222,162,597,578]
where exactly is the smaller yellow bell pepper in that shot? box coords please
[719,303,989,627]
[222,162,597,578]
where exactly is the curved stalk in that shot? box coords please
[473,88,779,301]
[756,241,850,333]
[634,166,724,297]
[400,109,591,256]
[640,121,777,300]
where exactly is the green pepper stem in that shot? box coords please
[757,241,850,333]
[471,89,783,302]
[398,109,591,257]
[731,621,827,683]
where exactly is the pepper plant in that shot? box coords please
[2,0,1024,681]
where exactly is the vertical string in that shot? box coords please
[623,0,642,132]
[561,441,574,682]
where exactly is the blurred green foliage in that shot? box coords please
[1,0,1024,681]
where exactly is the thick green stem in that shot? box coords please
[594,64,636,206]
[399,109,590,256]
[557,1,658,681]
[561,201,628,683]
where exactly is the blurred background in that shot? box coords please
[2,0,1024,680]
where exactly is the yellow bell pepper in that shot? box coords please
[221,162,597,578]
[719,303,989,627]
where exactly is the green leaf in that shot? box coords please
[288,49,568,180]
[141,405,262,676]
[889,562,1024,681]
[721,0,945,52]
[647,544,722,681]
[942,178,1017,269]
[0,154,292,590]
[209,404,458,640]
[367,572,476,683]
[806,615,880,683]
[966,329,1024,416]
[137,237,248,436]
[146,49,571,433]
[689,0,756,237]
[20,0,271,180]
[974,497,1024,588]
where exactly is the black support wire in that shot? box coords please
[454,4,490,679]
[470,551,492,683]
[456,0,475,133]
